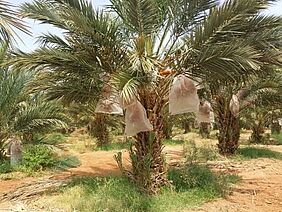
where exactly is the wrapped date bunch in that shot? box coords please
[95,79,123,115]
[229,94,240,117]
[169,74,200,115]
[123,100,153,136]
[197,101,212,123]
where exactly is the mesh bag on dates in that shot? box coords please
[229,94,240,117]
[124,100,153,136]
[95,84,123,115]
[169,74,199,115]
[197,101,212,123]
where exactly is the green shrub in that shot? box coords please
[20,145,55,172]
[168,165,221,193]
[184,140,218,164]
[0,160,12,174]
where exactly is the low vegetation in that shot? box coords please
[41,164,239,212]
[271,133,282,145]
[238,147,282,160]
[0,144,80,175]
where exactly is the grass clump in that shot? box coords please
[55,155,81,170]
[163,139,184,146]
[96,139,133,151]
[54,177,150,212]
[168,164,237,196]
[46,164,238,212]
[184,140,218,164]
[238,147,282,159]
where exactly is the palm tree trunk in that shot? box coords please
[183,121,191,133]
[214,96,240,155]
[88,114,110,147]
[271,121,281,134]
[162,115,173,139]
[199,122,210,138]
[0,132,7,160]
[129,93,168,194]
[250,123,265,143]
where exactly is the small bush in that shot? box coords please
[184,140,218,164]
[249,133,271,145]
[0,160,12,174]
[238,147,282,159]
[20,145,56,172]
[168,164,230,196]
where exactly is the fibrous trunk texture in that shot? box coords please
[0,133,7,160]
[271,121,281,134]
[250,123,265,143]
[214,96,240,155]
[88,114,110,146]
[199,122,210,138]
[116,92,168,194]
[132,93,168,194]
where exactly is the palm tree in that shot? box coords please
[206,69,282,153]
[66,102,123,146]
[9,0,282,193]
[0,0,29,43]
[241,71,282,143]
[0,45,67,159]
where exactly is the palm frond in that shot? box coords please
[0,0,29,43]
[110,0,159,35]
[13,97,68,134]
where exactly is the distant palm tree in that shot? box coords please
[10,0,282,193]
[0,44,67,159]
[240,71,282,144]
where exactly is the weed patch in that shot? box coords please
[238,147,282,159]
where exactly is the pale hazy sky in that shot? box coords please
[9,0,282,52]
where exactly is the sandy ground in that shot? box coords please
[192,157,282,212]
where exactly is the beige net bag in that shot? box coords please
[197,101,212,123]
[229,94,240,117]
[95,84,123,115]
[124,100,153,136]
[169,74,199,115]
